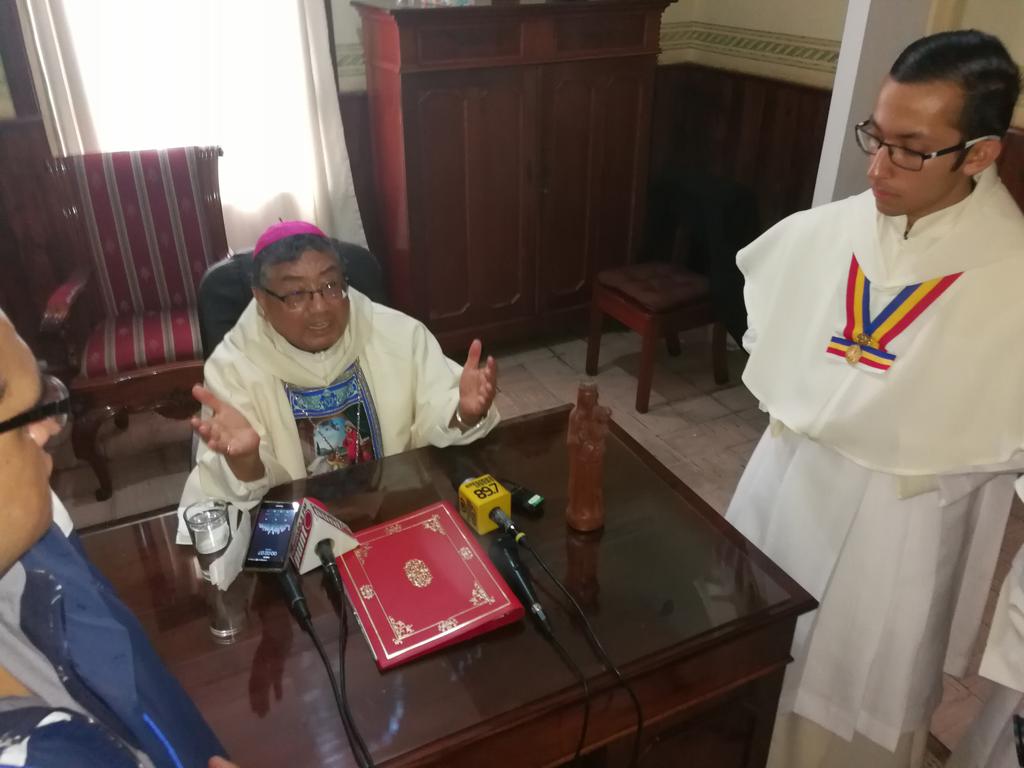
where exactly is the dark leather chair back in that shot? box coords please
[198,240,387,358]
[641,169,760,347]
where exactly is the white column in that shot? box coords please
[813,0,935,206]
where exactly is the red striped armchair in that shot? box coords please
[41,146,229,500]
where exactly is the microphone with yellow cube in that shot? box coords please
[457,474,512,535]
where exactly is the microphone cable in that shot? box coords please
[310,617,372,768]
[336,579,374,768]
[279,565,374,768]
[546,629,592,764]
[493,535,591,764]
[521,538,645,768]
[488,510,644,767]
[315,541,375,768]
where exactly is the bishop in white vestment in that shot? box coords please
[177,221,499,542]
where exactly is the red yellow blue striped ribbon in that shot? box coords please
[827,254,961,372]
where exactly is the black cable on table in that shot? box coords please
[306,619,372,768]
[522,540,645,768]
[335,597,373,767]
[545,629,592,764]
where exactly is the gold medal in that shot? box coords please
[828,254,961,374]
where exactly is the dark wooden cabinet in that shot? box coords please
[405,65,540,334]
[356,0,669,350]
[539,56,652,312]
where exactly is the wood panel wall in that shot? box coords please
[337,62,834,282]
[341,65,1024,254]
[998,128,1024,211]
[648,63,831,232]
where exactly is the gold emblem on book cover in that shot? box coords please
[404,558,433,588]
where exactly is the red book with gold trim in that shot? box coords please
[337,501,524,670]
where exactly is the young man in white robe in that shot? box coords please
[724,31,1024,768]
[177,221,499,539]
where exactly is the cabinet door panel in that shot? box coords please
[539,58,653,311]
[404,67,539,331]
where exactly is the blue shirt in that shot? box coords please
[1,526,225,768]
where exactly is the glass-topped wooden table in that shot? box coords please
[82,406,814,767]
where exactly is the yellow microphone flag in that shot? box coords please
[457,474,511,535]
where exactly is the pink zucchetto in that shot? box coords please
[253,220,328,257]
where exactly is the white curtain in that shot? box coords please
[16,0,365,251]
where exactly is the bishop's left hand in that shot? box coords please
[458,339,497,426]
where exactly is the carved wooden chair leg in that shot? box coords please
[712,322,729,385]
[636,318,660,413]
[72,406,118,501]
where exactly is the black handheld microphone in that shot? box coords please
[491,533,552,636]
[316,539,345,599]
[448,454,485,491]
[276,566,312,627]
[490,508,524,541]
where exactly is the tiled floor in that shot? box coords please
[933,506,1024,752]
[51,411,193,529]
[52,326,1021,762]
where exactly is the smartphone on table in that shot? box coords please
[243,500,301,573]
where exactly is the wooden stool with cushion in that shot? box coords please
[586,262,728,413]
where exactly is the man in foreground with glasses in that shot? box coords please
[0,311,239,767]
[178,220,499,524]
[724,31,1024,767]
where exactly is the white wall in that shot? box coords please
[939,0,1024,126]
[659,0,847,88]
[331,0,366,91]
[689,0,847,39]
[814,0,936,204]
